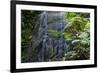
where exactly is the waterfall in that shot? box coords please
[27,11,68,62]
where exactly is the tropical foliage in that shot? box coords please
[63,12,90,60]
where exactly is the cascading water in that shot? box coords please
[27,11,68,62]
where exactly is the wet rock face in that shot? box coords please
[27,11,68,62]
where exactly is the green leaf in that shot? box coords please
[79,32,89,39]
[72,40,80,44]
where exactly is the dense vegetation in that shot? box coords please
[21,10,90,62]
[64,12,90,60]
[21,10,41,62]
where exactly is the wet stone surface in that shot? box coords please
[27,11,68,62]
